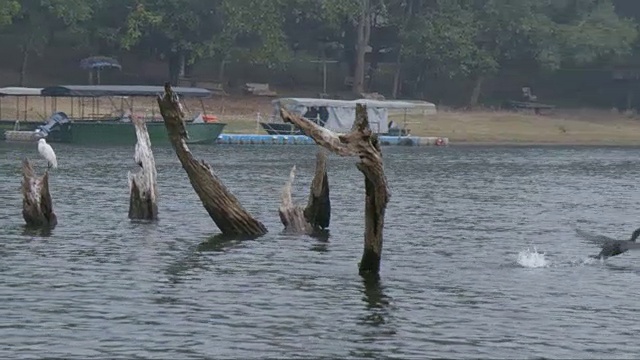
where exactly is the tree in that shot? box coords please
[387,0,637,106]
[390,0,489,100]
[322,0,387,95]
[556,1,637,66]
[120,0,290,84]
[120,0,222,84]
[0,0,19,26]
[211,0,290,82]
[466,0,637,106]
[7,0,94,85]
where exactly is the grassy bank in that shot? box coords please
[4,94,640,145]
[402,108,640,146]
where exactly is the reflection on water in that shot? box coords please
[1,143,640,358]
[361,277,391,327]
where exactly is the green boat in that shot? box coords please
[1,85,226,145]
[0,87,46,136]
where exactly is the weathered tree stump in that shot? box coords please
[157,83,267,237]
[128,115,159,220]
[281,104,390,277]
[21,158,57,227]
[278,150,331,234]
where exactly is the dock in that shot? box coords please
[215,134,449,146]
[4,130,39,142]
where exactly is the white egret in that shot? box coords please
[37,138,58,169]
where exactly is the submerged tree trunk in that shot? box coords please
[157,83,267,237]
[278,150,331,234]
[128,115,159,220]
[21,158,57,227]
[280,103,390,277]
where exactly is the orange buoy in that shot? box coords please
[435,137,444,146]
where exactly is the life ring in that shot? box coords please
[435,137,445,146]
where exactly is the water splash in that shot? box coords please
[517,247,549,268]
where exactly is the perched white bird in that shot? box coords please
[37,138,57,169]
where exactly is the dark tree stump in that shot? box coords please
[21,158,57,227]
[157,83,267,237]
[281,104,390,277]
[278,149,331,234]
[128,115,159,220]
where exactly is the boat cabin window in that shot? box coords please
[302,106,329,126]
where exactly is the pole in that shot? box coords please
[310,59,338,97]
[323,60,327,94]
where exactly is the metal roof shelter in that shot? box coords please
[40,85,212,98]
[271,97,437,133]
[0,87,44,96]
[273,97,436,111]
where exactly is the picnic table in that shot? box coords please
[505,100,555,115]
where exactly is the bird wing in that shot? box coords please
[620,241,640,251]
[575,228,617,245]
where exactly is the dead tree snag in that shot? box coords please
[157,83,267,237]
[128,115,159,220]
[281,104,390,277]
[278,150,331,234]
[21,158,57,227]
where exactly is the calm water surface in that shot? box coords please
[2,142,640,359]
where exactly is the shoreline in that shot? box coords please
[445,140,640,147]
[4,95,640,147]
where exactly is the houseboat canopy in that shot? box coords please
[272,97,437,133]
[40,85,212,98]
[0,87,44,96]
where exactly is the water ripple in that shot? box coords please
[1,143,640,358]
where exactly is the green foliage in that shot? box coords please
[6,0,95,56]
[0,0,20,26]
[389,0,637,83]
[0,0,638,94]
[558,1,638,65]
[216,0,290,66]
[118,0,290,67]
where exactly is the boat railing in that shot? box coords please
[255,112,301,135]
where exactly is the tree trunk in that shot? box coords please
[391,53,402,99]
[366,47,379,92]
[343,21,357,78]
[168,52,181,85]
[178,51,186,78]
[278,150,331,234]
[128,115,159,220]
[21,158,57,228]
[280,103,390,278]
[157,83,267,237]
[392,0,412,99]
[353,0,371,95]
[469,75,485,108]
[218,58,226,83]
[19,44,30,86]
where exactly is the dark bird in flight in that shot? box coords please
[576,227,640,260]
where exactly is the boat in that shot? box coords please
[260,97,437,136]
[0,87,48,137]
[2,85,226,145]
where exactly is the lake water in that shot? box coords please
[1,142,640,359]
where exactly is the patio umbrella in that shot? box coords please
[80,56,122,84]
[80,56,122,70]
